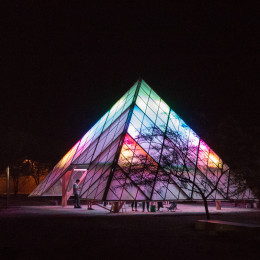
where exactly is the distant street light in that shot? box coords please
[6,166,9,207]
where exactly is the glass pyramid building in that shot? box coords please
[30,80,253,201]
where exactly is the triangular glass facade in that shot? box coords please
[30,80,253,201]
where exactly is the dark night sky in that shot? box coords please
[1,1,259,169]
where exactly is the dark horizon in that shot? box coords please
[1,2,259,172]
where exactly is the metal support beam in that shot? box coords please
[191,138,201,199]
[226,168,231,199]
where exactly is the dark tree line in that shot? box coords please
[1,159,50,196]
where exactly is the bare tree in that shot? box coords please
[8,159,50,195]
[120,126,248,219]
[28,160,50,186]
[10,160,28,196]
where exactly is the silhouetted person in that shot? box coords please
[73,179,81,208]
[157,201,163,211]
[131,201,138,211]
[142,201,150,212]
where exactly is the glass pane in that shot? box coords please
[178,120,190,145]
[136,190,147,200]
[30,173,51,196]
[152,172,168,200]
[43,141,80,192]
[129,113,142,132]
[107,187,121,200]
[80,137,121,196]
[150,89,160,105]
[147,98,159,114]
[103,85,136,131]
[145,106,157,123]
[187,130,200,163]
[127,123,140,140]
[168,110,180,133]
[123,96,134,112]
[91,109,129,162]
[72,111,109,163]
[159,99,170,115]
[140,81,151,95]
[197,159,208,176]
[165,185,179,200]
[73,137,98,165]
[138,87,149,104]
[157,107,169,125]
[43,178,62,196]
[133,105,144,122]
[198,140,209,167]
[208,149,223,169]
[136,96,147,113]
[122,177,139,200]
[156,116,167,132]
[142,113,155,131]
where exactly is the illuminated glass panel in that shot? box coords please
[29,173,51,196]
[93,170,111,200]
[169,174,191,199]
[159,99,170,114]
[43,178,63,196]
[72,112,109,163]
[136,84,170,132]
[120,176,139,200]
[43,141,80,193]
[187,130,200,163]
[197,158,208,176]
[92,109,128,160]
[146,105,157,123]
[168,110,180,132]
[165,183,180,200]
[167,110,199,166]
[174,171,193,199]
[150,89,160,104]
[118,134,159,199]
[198,140,209,167]
[140,81,151,95]
[148,97,159,114]
[75,108,129,165]
[218,171,229,193]
[138,87,149,104]
[87,181,101,199]
[127,106,164,164]
[109,170,128,200]
[103,83,137,130]
[75,138,99,165]
[156,107,168,130]
[178,120,190,145]
[80,136,121,198]
[136,96,147,113]
[152,170,169,200]
[208,150,223,169]
[72,82,137,166]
